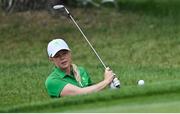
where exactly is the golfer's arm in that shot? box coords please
[60,80,109,96]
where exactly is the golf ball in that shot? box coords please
[138,80,144,86]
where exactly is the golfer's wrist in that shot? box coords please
[103,79,111,85]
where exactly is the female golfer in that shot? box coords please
[45,38,114,98]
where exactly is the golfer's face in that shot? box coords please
[52,50,71,70]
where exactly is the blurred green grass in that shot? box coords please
[2,80,180,112]
[0,0,180,112]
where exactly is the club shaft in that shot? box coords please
[69,14,107,69]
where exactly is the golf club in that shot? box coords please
[53,5,120,88]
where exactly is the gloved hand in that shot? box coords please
[110,76,120,89]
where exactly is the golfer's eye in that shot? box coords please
[61,51,68,55]
[54,54,60,58]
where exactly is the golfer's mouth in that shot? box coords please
[61,61,68,65]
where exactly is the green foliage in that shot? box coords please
[0,0,180,112]
[117,0,180,17]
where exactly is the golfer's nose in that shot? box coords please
[59,55,66,60]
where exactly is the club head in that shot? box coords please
[53,5,64,10]
[53,5,70,18]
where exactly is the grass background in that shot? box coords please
[0,0,180,112]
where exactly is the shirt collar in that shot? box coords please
[54,66,74,78]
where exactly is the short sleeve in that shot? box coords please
[45,78,68,97]
[79,67,92,87]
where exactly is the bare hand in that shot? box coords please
[104,67,114,84]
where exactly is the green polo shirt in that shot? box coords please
[45,66,92,97]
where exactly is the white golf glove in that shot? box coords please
[110,77,120,89]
